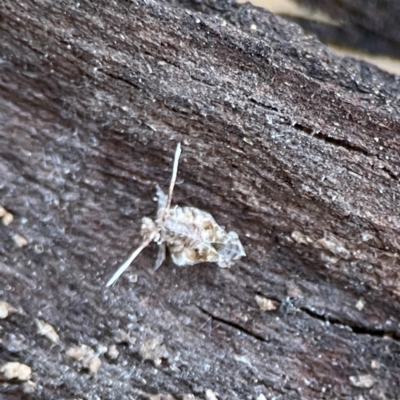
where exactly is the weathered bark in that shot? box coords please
[1,0,400,399]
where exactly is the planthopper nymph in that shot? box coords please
[106,143,246,286]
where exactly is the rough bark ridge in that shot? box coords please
[1,0,400,399]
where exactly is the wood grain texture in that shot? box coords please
[0,0,400,399]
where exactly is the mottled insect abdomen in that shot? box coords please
[161,205,245,268]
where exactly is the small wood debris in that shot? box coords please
[35,319,60,344]
[286,281,303,298]
[66,344,102,374]
[349,374,375,388]
[361,232,374,242]
[355,299,365,311]
[2,211,14,226]
[149,395,176,400]
[0,362,32,381]
[139,335,168,366]
[255,295,278,311]
[371,360,381,369]
[23,380,37,394]
[291,230,352,260]
[0,206,6,218]
[205,389,218,400]
[106,344,119,360]
[12,233,28,248]
[234,354,253,368]
[0,301,11,319]
[182,395,196,400]
[126,273,138,283]
[291,230,312,245]
[114,329,133,344]
[87,355,101,374]
[314,236,351,259]
[0,301,18,319]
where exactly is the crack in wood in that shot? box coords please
[102,70,142,90]
[299,305,400,341]
[295,123,370,156]
[254,291,400,342]
[293,123,399,180]
[195,305,267,343]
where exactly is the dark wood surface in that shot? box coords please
[293,0,400,58]
[1,1,400,399]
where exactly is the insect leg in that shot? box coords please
[155,184,168,209]
[154,242,166,270]
[165,142,181,212]
[106,232,156,287]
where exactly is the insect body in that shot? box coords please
[106,143,245,286]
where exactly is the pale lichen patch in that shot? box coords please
[35,319,60,344]
[66,344,102,374]
[0,362,32,381]
[255,295,278,311]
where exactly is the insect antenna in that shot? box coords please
[106,232,157,287]
[165,142,181,212]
